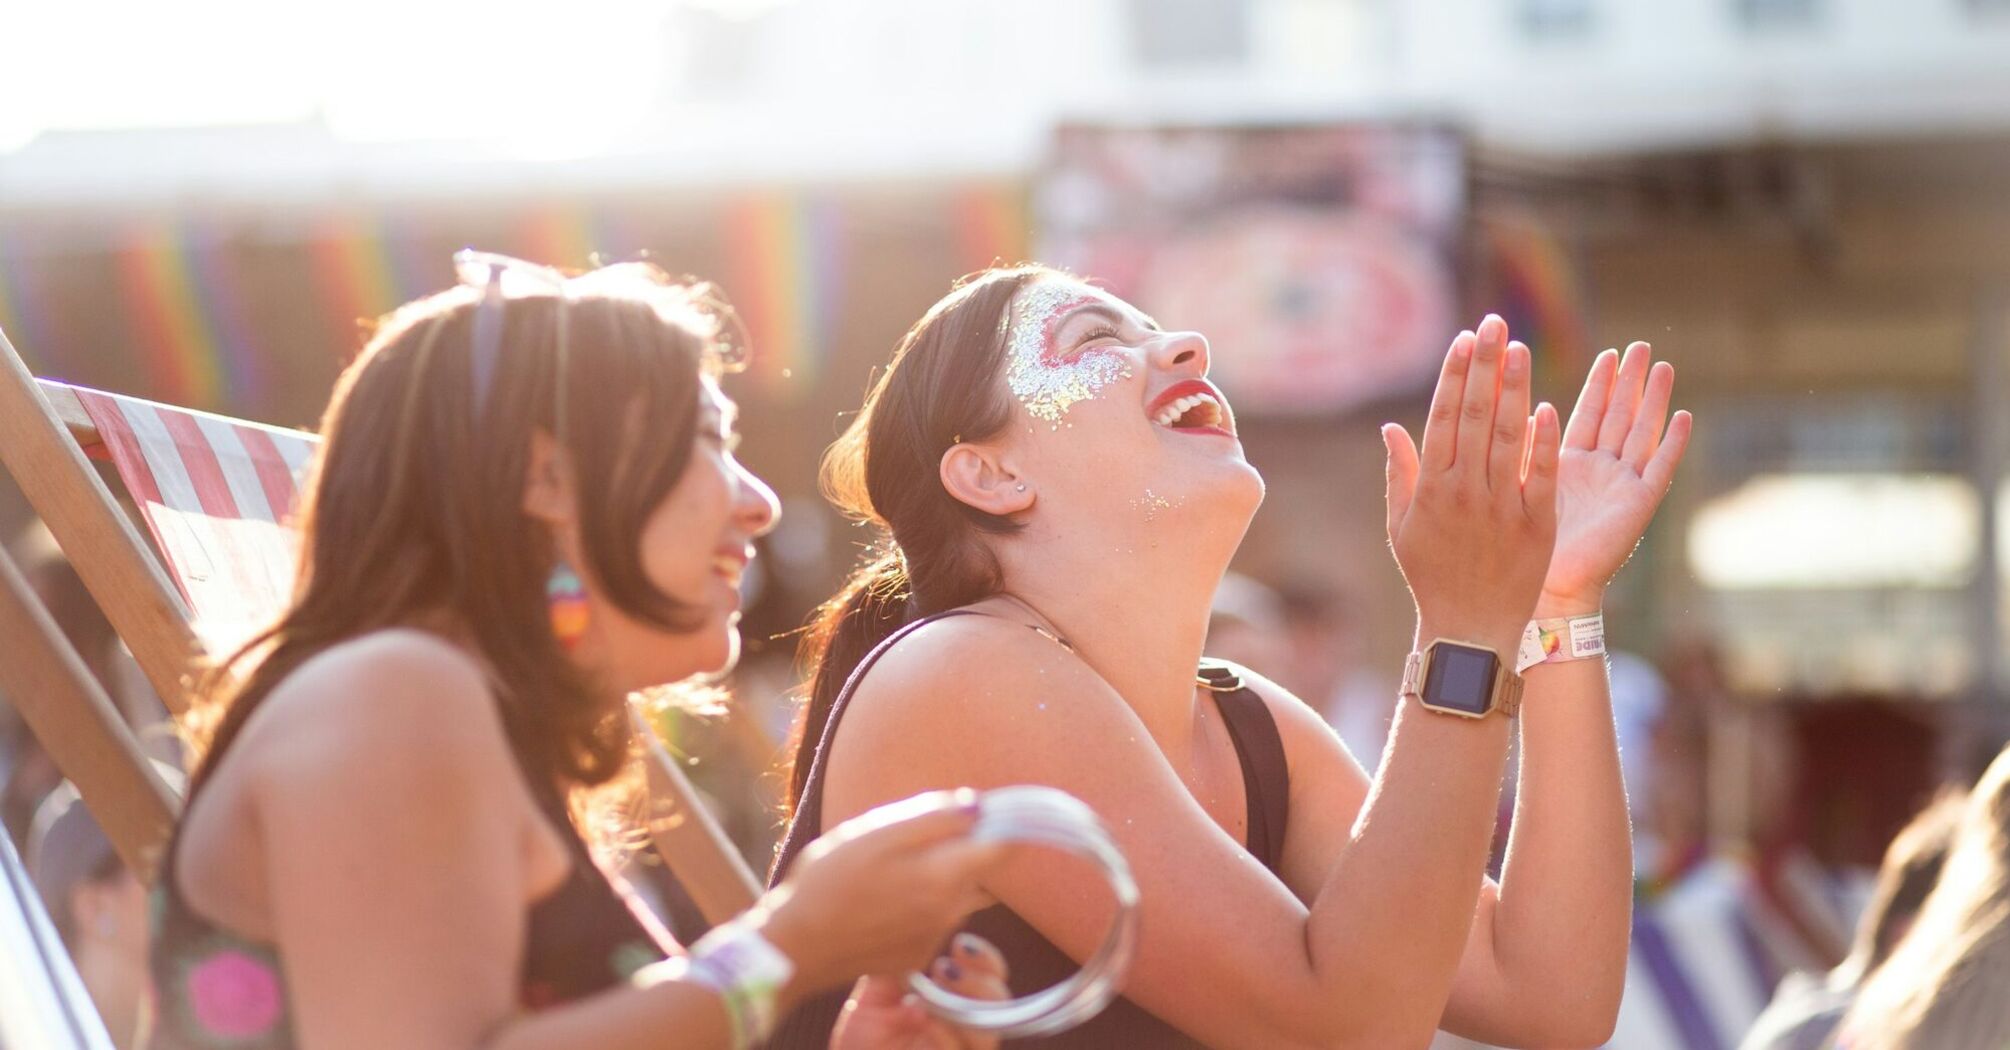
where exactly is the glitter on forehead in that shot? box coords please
[1006,282,1134,427]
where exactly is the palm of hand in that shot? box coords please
[1547,446,1662,600]
[1541,344,1693,605]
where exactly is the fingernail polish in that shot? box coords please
[943,960,963,981]
[955,933,979,956]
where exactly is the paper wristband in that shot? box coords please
[1516,613,1606,673]
[679,920,795,1048]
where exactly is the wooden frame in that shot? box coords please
[0,327,758,923]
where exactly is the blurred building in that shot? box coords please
[4,0,2010,846]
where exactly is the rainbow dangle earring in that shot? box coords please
[547,559,590,650]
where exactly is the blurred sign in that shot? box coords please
[1035,124,1464,415]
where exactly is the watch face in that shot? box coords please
[1423,644,1499,716]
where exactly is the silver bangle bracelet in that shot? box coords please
[906,785,1140,1039]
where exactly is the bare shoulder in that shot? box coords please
[234,628,518,799]
[825,614,1147,803]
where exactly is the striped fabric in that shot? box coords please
[74,388,315,651]
[1608,856,1865,1050]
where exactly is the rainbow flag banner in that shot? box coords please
[721,191,846,399]
[954,183,1030,273]
[309,215,404,359]
[1486,211,1592,374]
[114,224,226,409]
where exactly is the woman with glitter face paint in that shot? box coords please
[769,265,1692,1048]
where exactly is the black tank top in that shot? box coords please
[142,752,670,1048]
[768,610,1292,1048]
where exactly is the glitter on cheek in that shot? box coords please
[1006,283,1134,427]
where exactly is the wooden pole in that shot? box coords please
[633,710,761,924]
[0,331,199,714]
[0,545,179,882]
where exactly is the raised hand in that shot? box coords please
[1383,315,1561,658]
[1539,342,1692,613]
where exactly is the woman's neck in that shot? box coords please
[988,549,1224,755]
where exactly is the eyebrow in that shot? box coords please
[1053,301,1163,337]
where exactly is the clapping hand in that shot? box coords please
[1538,343,1692,614]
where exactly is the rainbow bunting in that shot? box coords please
[309,216,402,359]
[954,184,1030,273]
[185,224,268,406]
[114,225,225,408]
[721,191,844,398]
[1487,212,1591,373]
[520,202,599,271]
[0,232,42,361]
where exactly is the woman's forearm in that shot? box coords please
[1292,694,1518,1047]
[483,970,735,1050]
[1488,635,1633,1043]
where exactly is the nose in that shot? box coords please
[1150,329,1210,377]
[733,462,781,538]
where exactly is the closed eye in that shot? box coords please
[1074,323,1123,350]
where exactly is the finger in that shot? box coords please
[1487,342,1533,496]
[849,972,910,1010]
[1522,402,1562,530]
[1521,412,1536,482]
[1455,316,1510,477]
[1562,348,1619,451]
[1419,331,1476,472]
[922,960,1010,1050]
[1594,342,1652,454]
[828,789,981,851]
[928,955,1011,1002]
[916,837,1014,915]
[1620,361,1676,471]
[1640,409,1694,498]
[950,932,1009,983]
[1383,423,1420,538]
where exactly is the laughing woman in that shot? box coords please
[143,261,1013,1050]
[770,267,1692,1049]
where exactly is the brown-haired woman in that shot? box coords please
[770,266,1693,1048]
[1838,745,2010,1048]
[144,257,1013,1050]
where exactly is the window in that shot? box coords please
[1519,0,1595,40]
[1736,0,1822,32]
[1126,0,1251,68]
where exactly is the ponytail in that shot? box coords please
[786,552,914,811]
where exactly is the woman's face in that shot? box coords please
[991,277,1264,550]
[597,378,780,687]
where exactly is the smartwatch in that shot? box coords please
[1402,639,1524,719]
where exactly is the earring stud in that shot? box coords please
[1015,483,1027,493]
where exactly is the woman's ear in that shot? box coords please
[940,442,1034,517]
[521,429,577,526]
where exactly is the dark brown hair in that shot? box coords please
[784,265,1063,812]
[187,265,739,800]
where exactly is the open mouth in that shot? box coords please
[712,548,752,587]
[1148,380,1234,436]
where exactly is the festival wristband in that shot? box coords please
[679,919,795,1049]
[1516,613,1606,673]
